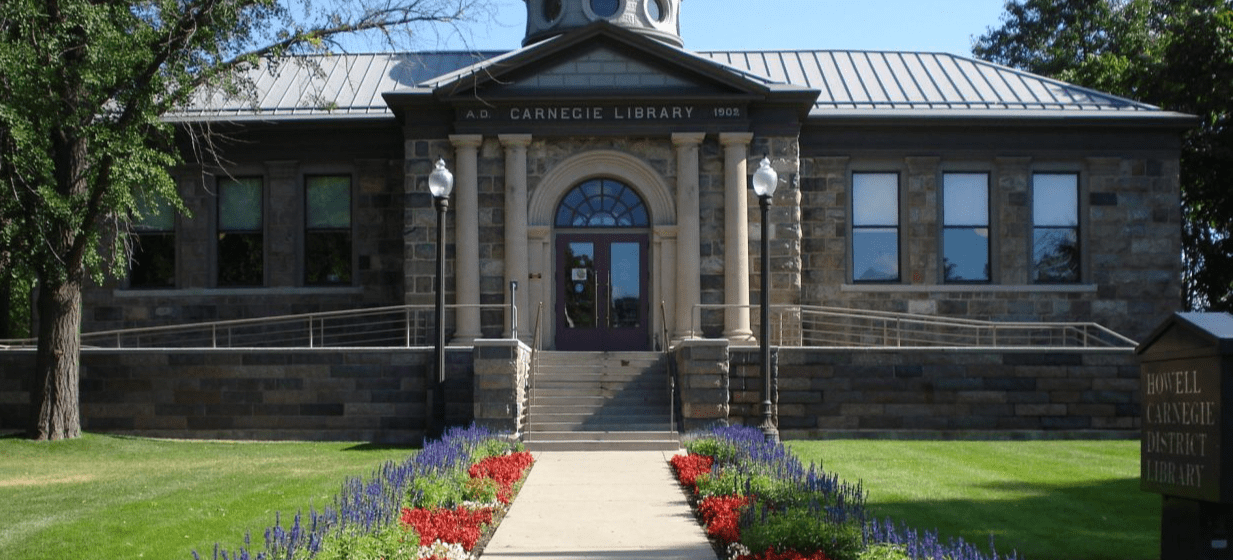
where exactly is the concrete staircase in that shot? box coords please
[523,351,680,451]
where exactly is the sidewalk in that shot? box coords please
[482,451,718,560]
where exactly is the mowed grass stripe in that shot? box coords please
[0,434,413,560]
[788,440,1158,560]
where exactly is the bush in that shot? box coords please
[741,506,864,560]
[315,522,419,560]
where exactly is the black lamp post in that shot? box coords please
[751,156,780,444]
[428,158,454,434]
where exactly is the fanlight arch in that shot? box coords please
[555,179,650,228]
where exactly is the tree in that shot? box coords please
[974,0,1233,311]
[0,0,496,441]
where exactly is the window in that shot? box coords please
[217,177,263,286]
[129,194,175,288]
[943,173,990,283]
[647,0,665,21]
[305,175,352,286]
[556,179,649,228]
[590,0,620,17]
[543,0,561,21]
[852,173,900,282]
[1033,173,1080,283]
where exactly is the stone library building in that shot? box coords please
[1,0,1195,445]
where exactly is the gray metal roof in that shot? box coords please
[173,47,1181,122]
[173,52,501,121]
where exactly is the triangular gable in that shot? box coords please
[428,21,783,101]
[500,45,705,93]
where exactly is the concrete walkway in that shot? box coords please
[481,451,718,559]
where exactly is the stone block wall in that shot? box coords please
[471,340,531,433]
[676,339,731,431]
[81,154,406,333]
[0,348,480,443]
[679,346,1140,437]
[799,154,1182,343]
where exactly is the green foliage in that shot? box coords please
[857,544,912,560]
[685,436,738,463]
[741,506,864,560]
[408,468,471,509]
[316,522,419,560]
[975,0,1233,311]
[694,469,799,507]
[472,437,522,462]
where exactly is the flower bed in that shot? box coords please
[194,425,534,560]
[672,426,1019,560]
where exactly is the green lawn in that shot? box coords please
[788,440,1159,560]
[0,433,413,560]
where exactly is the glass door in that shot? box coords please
[556,234,649,351]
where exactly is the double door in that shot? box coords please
[556,234,649,351]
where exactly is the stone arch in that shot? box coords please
[529,150,676,227]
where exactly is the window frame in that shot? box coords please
[850,171,902,284]
[304,174,355,287]
[128,194,177,289]
[1031,172,1082,284]
[216,176,265,287]
[941,172,992,284]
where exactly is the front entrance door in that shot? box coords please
[556,233,650,351]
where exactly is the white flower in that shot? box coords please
[727,542,750,560]
[417,540,473,560]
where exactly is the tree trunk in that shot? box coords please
[28,273,83,440]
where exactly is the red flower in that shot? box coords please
[697,495,751,545]
[669,453,714,492]
[468,451,534,504]
[400,506,494,551]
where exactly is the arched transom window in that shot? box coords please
[555,179,649,228]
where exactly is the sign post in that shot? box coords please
[1138,312,1233,559]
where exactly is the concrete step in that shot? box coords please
[528,411,670,424]
[531,387,671,399]
[523,430,681,452]
[528,421,673,432]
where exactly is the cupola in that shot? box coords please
[522,0,683,47]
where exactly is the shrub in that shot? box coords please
[315,521,419,560]
[741,506,864,560]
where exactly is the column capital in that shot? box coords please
[671,132,706,146]
[449,134,484,149]
[719,132,754,146]
[498,134,533,148]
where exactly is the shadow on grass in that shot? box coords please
[869,477,1158,560]
[343,442,420,452]
[0,432,26,440]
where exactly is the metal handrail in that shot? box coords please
[7,303,512,350]
[690,304,1138,349]
[526,302,544,442]
[660,300,675,433]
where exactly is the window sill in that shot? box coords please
[113,286,364,298]
[841,284,1097,294]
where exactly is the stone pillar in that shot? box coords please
[676,338,731,431]
[500,135,532,341]
[450,135,483,343]
[721,132,754,343]
[673,132,705,341]
[265,160,300,288]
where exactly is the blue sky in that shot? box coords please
[405,0,1011,57]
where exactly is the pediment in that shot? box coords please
[432,22,771,100]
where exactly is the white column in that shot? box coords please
[500,134,532,341]
[450,134,483,343]
[721,132,755,343]
[673,132,705,341]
